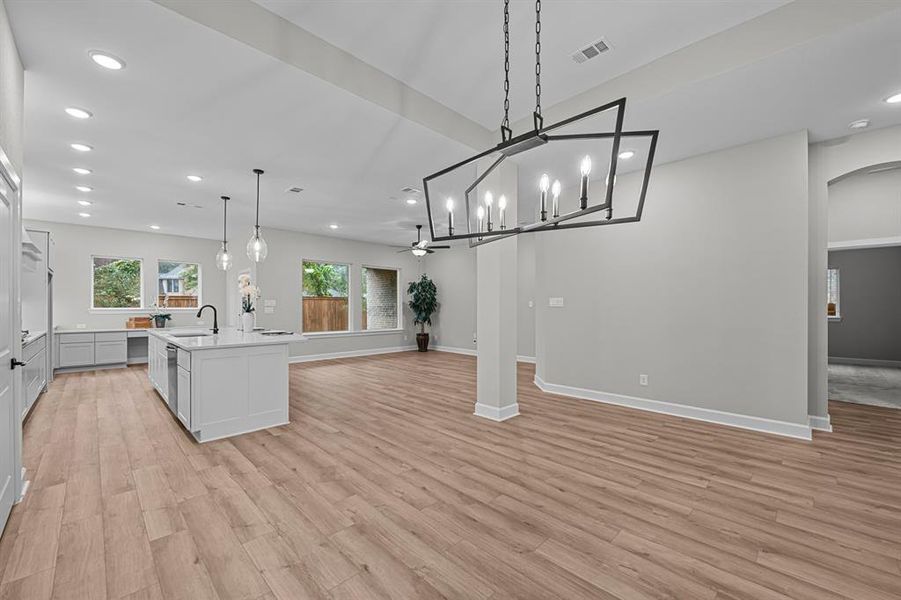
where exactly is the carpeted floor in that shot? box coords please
[828,363,901,409]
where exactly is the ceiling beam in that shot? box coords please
[152,0,494,151]
[509,0,901,136]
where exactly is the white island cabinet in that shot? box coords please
[148,328,301,442]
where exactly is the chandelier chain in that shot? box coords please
[535,0,541,116]
[502,0,510,132]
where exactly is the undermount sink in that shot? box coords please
[168,331,212,338]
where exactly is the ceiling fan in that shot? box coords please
[398,225,450,257]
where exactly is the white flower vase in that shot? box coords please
[241,312,255,333]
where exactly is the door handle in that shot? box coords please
[10,358,26,369]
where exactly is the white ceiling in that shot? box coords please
[256,0,789,129]
[7,0,901,246]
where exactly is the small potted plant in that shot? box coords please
[407,274,438,352]
[149,301,172,329]
[238,274,261,332]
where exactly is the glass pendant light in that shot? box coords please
[246,168,268,262]
[215,195,232,270]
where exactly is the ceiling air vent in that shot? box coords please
[401,186,421,195]
[571,38,612,64]
[285,186,304,194]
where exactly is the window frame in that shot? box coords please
[827,267,841,321]
[90,254,145,311]
[361,264,402,332]
[301,258,352,334]
[156,258,203,311]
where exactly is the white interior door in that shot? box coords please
[0,162,21,532]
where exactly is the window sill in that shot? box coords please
[828,316,842,322]
[303,328,405,339]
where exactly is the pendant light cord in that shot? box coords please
[222,196,228,246]
[535,0,541,117]
[252,168,264,232]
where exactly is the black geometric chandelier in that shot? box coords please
[422,0,659,247]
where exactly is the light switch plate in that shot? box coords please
[264,299,277,307]
[549,297,564,307]
[264,307,274,314]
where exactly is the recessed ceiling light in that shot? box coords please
[149,225,161,230]
[72,167,92,175]
[848,119,870,130]
[884,92,901,104]
[75,185,92,192]
[88,50,125,70]
[186,175,203,182]
[329,224,339,229]
[65,107,92,119]
[77,200,92,206]
[405,198,417,205]
[78,212,91,218]
[70,143,92,152]
[618,150,635,160]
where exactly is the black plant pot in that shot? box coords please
[416,333,430,352]
[153,316,168,328]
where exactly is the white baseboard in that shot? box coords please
[533,375,812,441]
[808,414,833,432]
[517,355,536,364]
[829,356,901,369]
[474,402,520,422]
[289,345,416,364]
[432,345,477,356]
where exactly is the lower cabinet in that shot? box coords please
[95,340,127,365]
[57,331,129,369]
[23,346,47,418]
[58,341,94,368]
[177,365,191,429]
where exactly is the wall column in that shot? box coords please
[475,159,519,421]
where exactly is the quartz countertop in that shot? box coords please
[22,331,46,345]
[56,327,150,334]
[148,327,303,351]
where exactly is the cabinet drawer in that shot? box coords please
[95,340,127,365]
[95,332,127,343]
[59,333,94,344]
[59,342,94,367]
[177,349,191,371]
[23,336,46,362]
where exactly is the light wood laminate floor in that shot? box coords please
[1,351,900,599]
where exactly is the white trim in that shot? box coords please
[828,236,901,250]
[808,414,832,433]
[474,402,520,422]
[432,345,477,356]
[303,328,404,339]
[829,356,901,368]
[289,345,415,364]
[517,355,536,364]
[533,374,812,441]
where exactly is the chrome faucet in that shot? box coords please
[196,304,219,334]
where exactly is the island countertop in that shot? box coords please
[148,327,304,351]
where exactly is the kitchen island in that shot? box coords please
[147,327,301,442]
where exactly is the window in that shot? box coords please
[827,268,840,319]
[92,256,143,309]
[157,260,201,309]
[302,260,349,332]
[362,267,399,330]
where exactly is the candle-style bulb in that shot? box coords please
[551,179,561,218]
[446,198,455,236]
[484,191,493,207]
[580,155,592,176]
[539,174,549,192]
[498,195,507,230]
[446,198,454,212]
[477,205,485,220]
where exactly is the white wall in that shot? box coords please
[828,168,901,244]
[229,227,422,358]
[424,246,476,352]
[535,131,810,427]
[0,0,24,173]
[25,220,227,330]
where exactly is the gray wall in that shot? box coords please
[26,220,227,330]
[828,247,901,362]
[535,131,810,425]
[0,0,24,174]
[424,245,477,351]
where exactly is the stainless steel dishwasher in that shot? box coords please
[166,344,178,415]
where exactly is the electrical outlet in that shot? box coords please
[403,334,408,341]
[549,297,564,307]
[639,374,648,386]
[76,323,86,329]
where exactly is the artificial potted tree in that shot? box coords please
[407,274,438,352]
